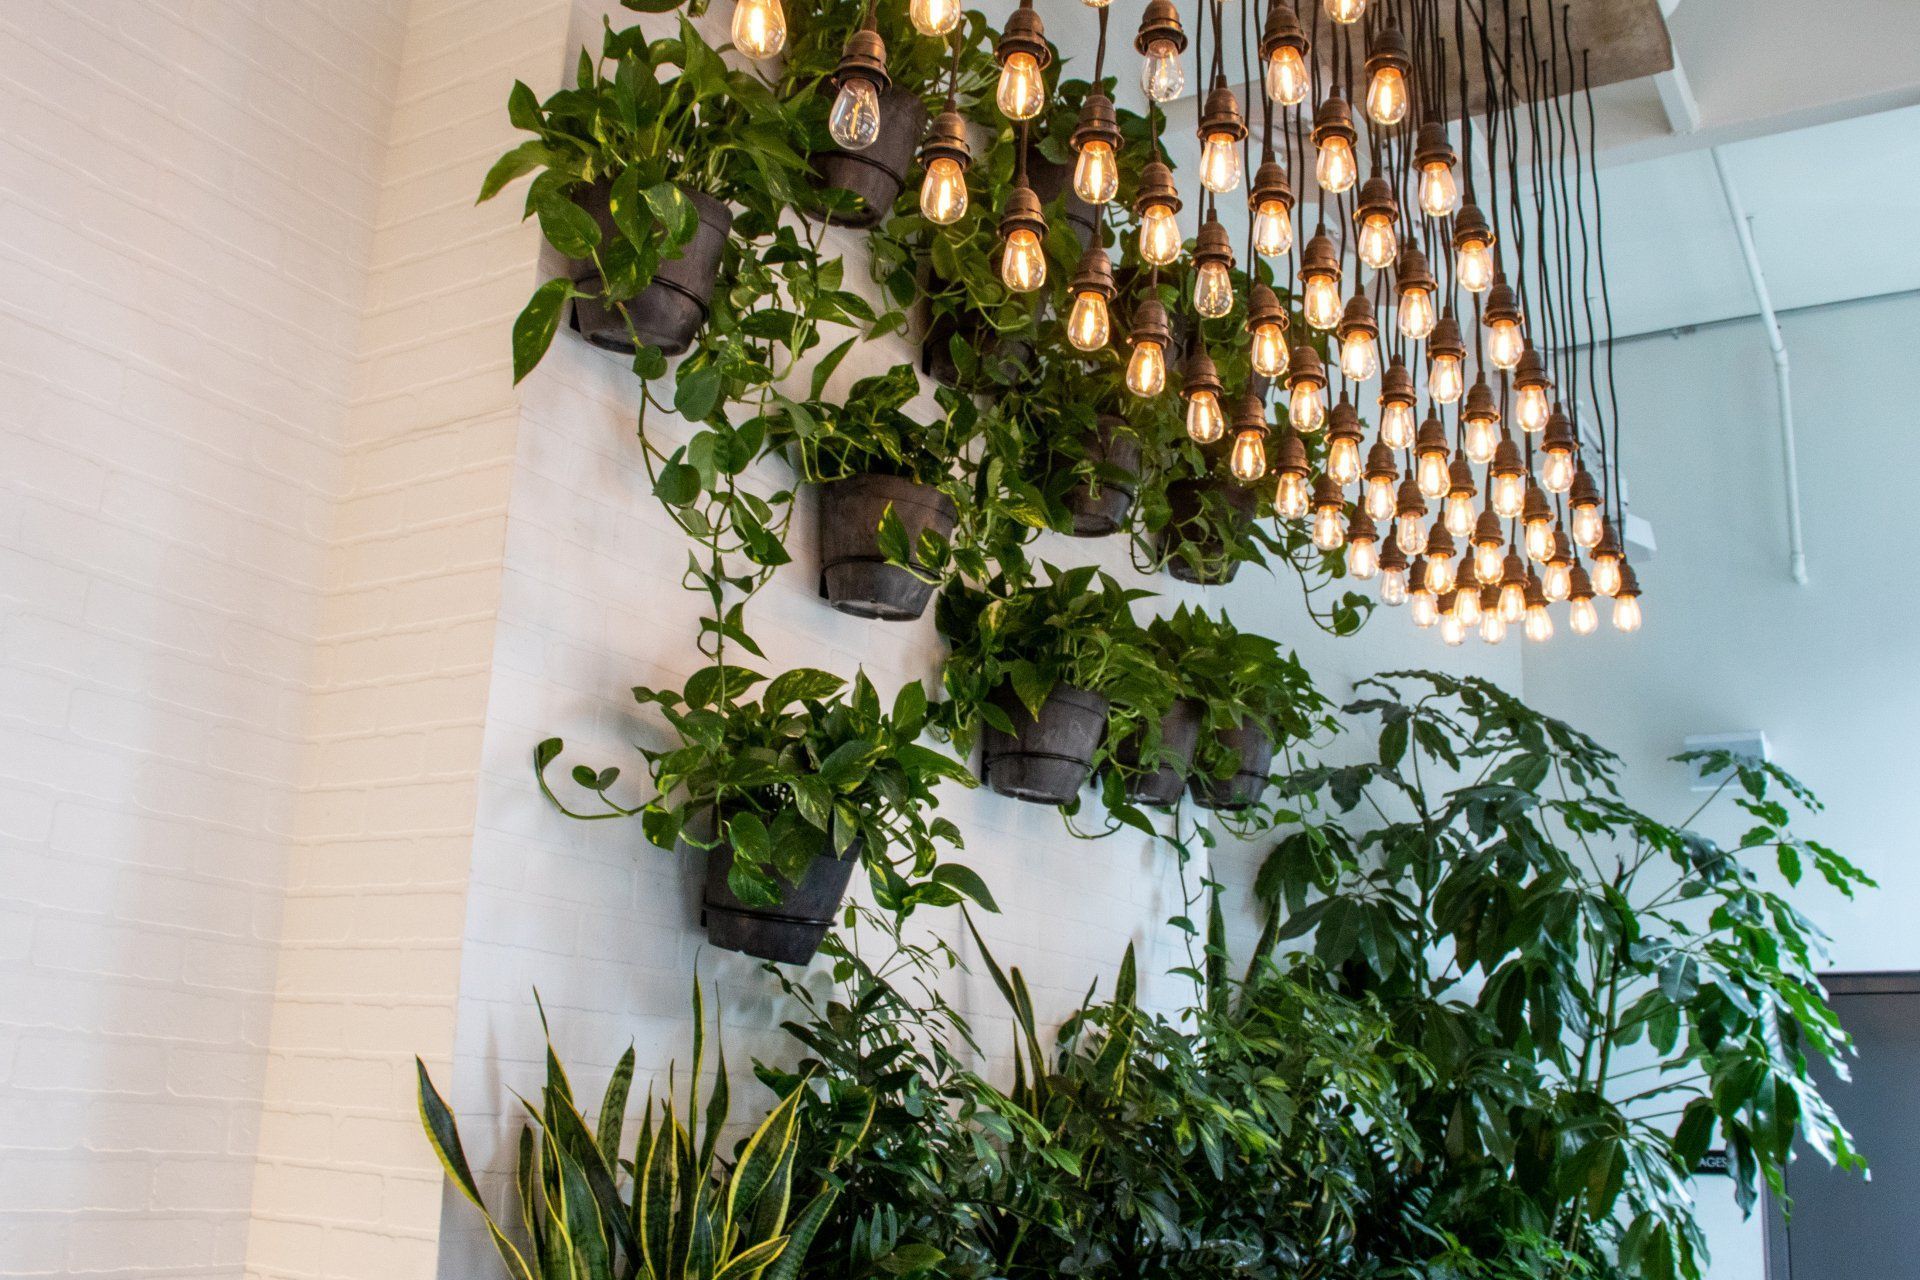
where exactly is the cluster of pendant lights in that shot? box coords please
[728,0,1644,642]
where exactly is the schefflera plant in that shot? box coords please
[537,666,995,930]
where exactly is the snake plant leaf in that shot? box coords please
[415,1058,536,1280]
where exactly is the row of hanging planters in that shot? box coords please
[493,0,1363,964]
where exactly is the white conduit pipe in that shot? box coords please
[1710,146,1810,585]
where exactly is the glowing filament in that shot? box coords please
[920,157,968,225]
[997,52,1045,120]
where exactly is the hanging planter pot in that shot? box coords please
[1161,477,1258,584]
[811,88,928,228]
[980,683,1110,806]
[919,307,1034,389]
[685,809,860,965]
[818,474,956,621]
[1108,697,1204,807]
[1024,149,1098,252]
[569,180,733,357]
[1190,720,1276,811]
[1060,416,1143,537]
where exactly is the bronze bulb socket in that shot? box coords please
[1135,0,1188,57]
[997,4,1051,71]
[1395,246,1435,295]
[1447,455,1476,499]
[1286,343,1326,390]
[1365,440,1398,484]
[921,109,972,170]
[1129,298,1173,350]
[1200,82,1248,143]
[1464,376,1499,425]
[1276,430,1310,479]
[1452,201,1495,251]
[1312,96,1357,150]
[1413,120,1456,171]
[1414,414,1449,459]
[1381,358,1416,406]
[1250,159,1293,211]
[1354,175,1398,225]
[1337,291,1377,342]
[1300,226,1342,282]
[1514,344,1550,393]
[1247,282,1286,331]
[998,184,1047,243]
[1473,508,1504,549]
[1260,0,1307,62]
[1428,310,1466,361]
[1182,346,1223,400]
[1194,217,1235,269]
[834,27,891,93]
[1491,434,1526,480]
[1069,246,1115,301]
[1134,160,1182,219]
[1070,94,1122,154]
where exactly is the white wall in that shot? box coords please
[1524,291,1920,1280]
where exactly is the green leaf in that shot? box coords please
[644,181,699,246]
[512,278,575,384]
[534,185,601,259]
[479,140,556,203]
[762,669,846,712]
[931,864,998,912]
[675,367,723,422]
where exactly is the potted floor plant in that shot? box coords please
[935,564,1167,806]
[537,666,982,963]
[479,16,811,369]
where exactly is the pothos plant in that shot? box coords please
[536,666,994,923]
[1258,670,1870,1280]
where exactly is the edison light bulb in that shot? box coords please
[1275,472,1309,519]
[920,157,968,225]
[1517,384,1551,434]
[909,0,961,36]
[1251,323,1287,378]
[1230,430,1268,482]
[1524,519,1552,563]
[732,0,786,58]
[1313,505,1345,550]
[1074,141,1118,204]
[1457,237,1495,293]
[1397,518,1427,556]
[1358,214,1397,270]
[1425,552,1456,595]
[1570,595,1598,635]
[1349,538,1378,580]
[1267,46,1309,106]
[1127,341,1166,397]
[1187,391,1224,444]
[1412,587,1438,627]
[1316,136,1358,194]
[1253,201,1293,256]
[1543,449,1575,493]
[1304,276,1341,330]
[997,52,1045,120]
[1381,562,1407,601]
[1399,286,1436,339]
[1480,610,1507,645]
[1488,319,1524,371]
[1327,0,1366,23]
[1382,401,1415,449]
[1416,452,1447,499]
[829,78,883,150]
[1453,581,1480,625]
[1464,418,1498,465]
[1141,39,1185,103]
[1289,382,1324,431]
[1419,161,1459,218]
[1614,593,1643,633]
[1526,604,1554,642]
[1000,229,1045,292]
[1067,291,1109,352]
[1139,205,1181,266]
[1329,437,1361,487]
[1474,541,1503,586]
[1573,504,1603,548]
[1429,353,1464,404]
[1492,472,1525,519]
[1544,561,1571,601]
[1366,477,1395,520]
[1593,555,1622,598]
[1499,580,1525,624]
[1340,330,1379,382]
[1444,492,1475,538]
[1366,66,1408,127]
[1440,610,1466,647]
[1200,134,1242,194]
[1195,261,1234,318]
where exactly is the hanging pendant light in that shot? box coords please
[1260,0,1311,107]
[1414,413,1450,499]
[1438,598,1465,645]
[1544,529,1574,601]
[1410,559,1438,626]
[1395,246,1437,339]
[1453,560,1481,626]
[1197,81,1248,195]
[1311,475,1347,549]
[1376,525,1405,594]
[1066,247,1115,351]
[1479,583,1507,645]
[1126,299,1173,397]
[1569,466,1604,547]
[1471,508,1505,584]
[1613,561,1644,632]
[1348,511,1380,576]
[1192,218,1236,319]
[1134,162,1183,266]
[1311,97,1359,194]
[1489,435,1527,519]
[995,1,1050,121]
[918,110,972,225]
[1336,293,1380,382]
[997,185,1048,292]
[1540,407,1577,492]
[1326,0,1367,26]
[1326,396,1365,485]
[1514,346,1553,434]
[1413,120,1460,217]
[1452,203,1496,293]
[1286,345,1327,431]
[1524,574,1554,641]
[1522,482,1554,562]
[1135,0,1188,103]
[1363,24,1412,126]
[1379,359,1417,448]
[1354,177,1400,270]
[1568,564,1599,635]
[1300,228,1343,330]
[1069,94,1123,205]
[732,0,787,59]
[1462,377,1501,463]
[1274,431,1312,518]
[1395,479,1429,555]
[1363,440,1400,521]
[828,21,890,151]
[1443,455,1477,537]
[1427,310,1466,403]
[1498,553,1528,623]
[1229,394,1271,483]
[1247,284,1290,379]
[1483,275,1526,371]
[1423,524,1458,594]
[1591,523,1624,596]
[910,0,963,36]
[1182,347,1225,443]
[1250,160,1295,257]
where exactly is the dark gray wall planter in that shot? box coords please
[1190,720,1276,811]
[817,474,955,621]
[1060,416,1142,537]
[980,683,1110,806]
[684,809,859,965]
[1109,697,1204,807]
[1161,477,1258,585]
[569,181,732,357]
[810,89,927,228]
[1025,152,1097,252]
